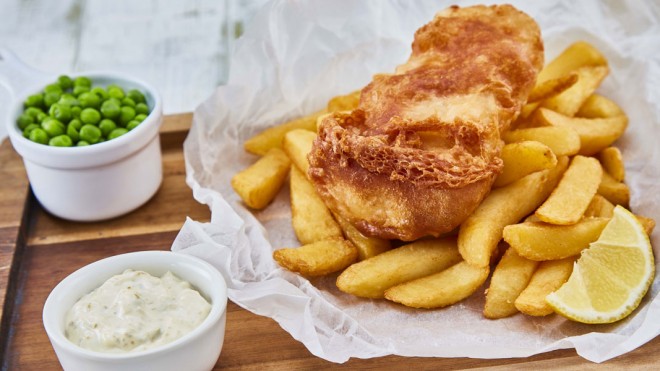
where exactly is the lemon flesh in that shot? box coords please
[546,205,655,323]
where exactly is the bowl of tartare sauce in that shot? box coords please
[43,250,227,371]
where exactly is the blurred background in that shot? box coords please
[0,0,269,140]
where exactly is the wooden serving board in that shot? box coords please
[1,113,657,370]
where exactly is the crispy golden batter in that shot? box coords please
[308,4,544,241]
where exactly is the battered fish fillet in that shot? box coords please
[308,4,544,241]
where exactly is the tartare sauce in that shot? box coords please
[64,269,211,353]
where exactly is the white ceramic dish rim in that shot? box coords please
[42,250,228,361]
[6,70,163,169]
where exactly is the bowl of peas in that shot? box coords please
[6,71,163,221]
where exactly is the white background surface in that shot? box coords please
[0,0,268,141]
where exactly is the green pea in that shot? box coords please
[44,83,63,94]
[36,111,48,123]
[29,128,49,145]
[49,103,72,123]
[22,124,39,138]
[100,99,121,119]
[127,89,146,104]
[134,113,147,122]
[79,124,102,144]
[74,76,92,88]
[67,123,80,142]
[78,92,101,109]
[71,106,82,119]
[80,108,101,125]
[58,75,73,90]
[121,97,136,108]
[108,128,128,140]
[69,118,82,131]
[135,103,149,115]
[58,94,80,107]
[24,107,43,119]
[107,85,125,100]
[126,120,140,131]
[17,114,35,130]
[49,135,73,147]
[118,106,136,126]
[73,85,90,96]
[77,140,90,147]
[44,91,62,107]
[99,119,117,137]
[24,93,44,108]
[41,118,65,137]
[91,87,109,100]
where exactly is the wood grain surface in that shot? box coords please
[1,113,658,370]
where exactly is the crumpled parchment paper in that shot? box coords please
[174,0,660,363]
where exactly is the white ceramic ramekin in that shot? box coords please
[43,250,227,371]
[1,49,163,221]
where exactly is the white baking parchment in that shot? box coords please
[174,0,660,363]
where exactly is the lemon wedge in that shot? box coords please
[546,205,655,323]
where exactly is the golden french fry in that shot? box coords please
[282,129,317,175]
[244,109,325,155]
[231,148,291,209]
[458,156,569,267]
[533,108,628,156]
[597,170,630,207]
[327,90,361,112]
[598,146,625,182]
[484,247,539,319]
[514,257,575,316]
[540,65,609,117]
[502,126,581,157]
[636,215,656,236]
[337,238,461,299]
[517,102,540,122]
[535,156,602,225]
[333,213,391,261]
[290,166,343,244]
[493,141,557,187]
[527,73,578,103]
[584,194,615,218]
[536,41,608,85]
[384,261,489,309]
[576,94,624,118]
[273,238,358,276]
[504,218,610,261]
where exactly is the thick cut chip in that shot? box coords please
[533,108,628,156]
[584,194,615,218]
[598,170,630,208]
[384,262,489,309]
[540,65,609,117]
[273,238,358,276]
[527,73,578,103]
[576,94,624,118]
[546,206,655,323]
[502,126,580,157]
[283,129,317,175]
[458,156,569,267]
[515,257,575,316]
[504,218,610,261]
[535,155,602,225]
[535,41,608,85]
[244,110,325,155]
[494,141,557,187]
[334,213,391,261]
[231,148,291,209]
[290,166,343,244]
[336,238,461,299]
[484,247,539,319]
[598,147,625,182]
